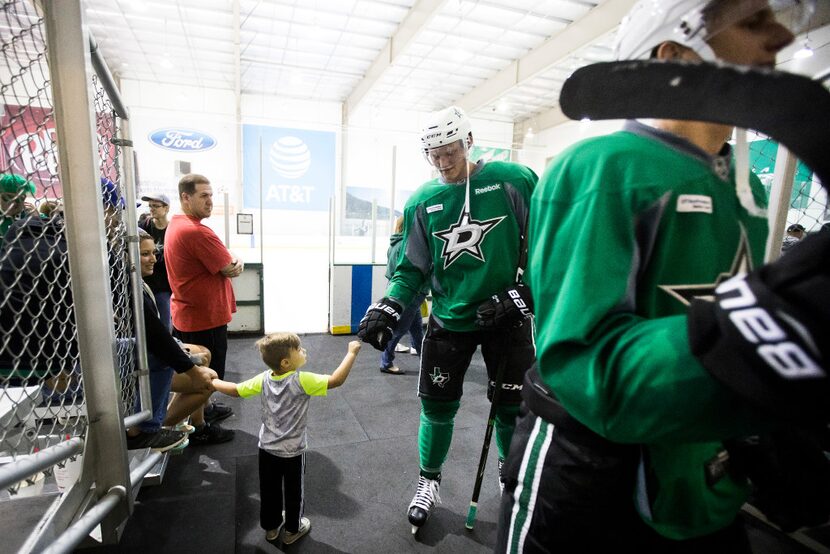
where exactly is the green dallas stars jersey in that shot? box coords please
[529,127,773,540]
[387,160,537,332]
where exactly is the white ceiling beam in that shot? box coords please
[456,0,636,121]
[514,105,569,137]
[343,0,448,120]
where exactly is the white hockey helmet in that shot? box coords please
[614,0,815,61]
[420,105,472,153]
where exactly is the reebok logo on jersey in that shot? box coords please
[475,183,501,195]
[677,194,713,214]
[427,204,443,214]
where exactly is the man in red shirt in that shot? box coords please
[166,173,243,443]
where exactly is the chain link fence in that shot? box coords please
[93,74,140,421]
[0,1,143,547]
[0,0,87,499]
[749,133,828,250]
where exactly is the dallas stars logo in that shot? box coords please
[432,207,505,270]
[660,228,754,306]
[430,367,450,388]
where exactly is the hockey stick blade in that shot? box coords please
[559,61,830,187]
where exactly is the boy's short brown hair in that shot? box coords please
[256,332,301,370]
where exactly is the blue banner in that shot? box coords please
[243,125,335,211]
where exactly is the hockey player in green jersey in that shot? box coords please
[497,0,824,552]
[358,105,538,533]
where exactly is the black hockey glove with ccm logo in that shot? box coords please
[357,297,402,351]
[687,229,830,423]
[475,283,534,330]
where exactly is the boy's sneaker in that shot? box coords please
[204,402,233,424]
[190,422,235,445]
[126,429,187,453]
[394,343,409,353]
[265,522,284,543]
[282,517,311,545]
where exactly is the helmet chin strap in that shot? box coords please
[463,140,472,221]
[734,128,766,218]
[436,138,473,221]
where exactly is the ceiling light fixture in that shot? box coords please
[794,38,813,59]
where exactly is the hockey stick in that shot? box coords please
[559,60,830,187]
[466,227,531,530]
[465,333,510,530]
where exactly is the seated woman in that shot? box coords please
[127,230,216,452]
[126,229,222,452]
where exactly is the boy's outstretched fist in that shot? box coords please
[348,341,362,355]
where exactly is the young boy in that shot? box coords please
[212,334,362,544]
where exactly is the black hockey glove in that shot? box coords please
[475,283,534,329]
[725,427,830,533]
[688,230,830,423]
[357,297,402,351]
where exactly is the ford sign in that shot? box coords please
[148,129,216,152]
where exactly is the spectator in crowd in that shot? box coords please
[126,229,226,451]
[165,173,241,437]
[781,223,805,253]
[139,192,173,331]
[0,206,76,395]
[0,173,36,238]
[379,215,427,375]
[211,333,362,545]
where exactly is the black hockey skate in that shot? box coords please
[408,475,441,534]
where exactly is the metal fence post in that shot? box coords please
[42,0,132,542]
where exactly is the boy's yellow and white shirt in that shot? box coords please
[237,369,328,457]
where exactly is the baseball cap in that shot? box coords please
[141,192,170,206]
[0,173,36,195]
[101,177,126,209]
[787,223,805,232]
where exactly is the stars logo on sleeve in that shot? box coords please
[659,228,754,306]
[432,207,505,270]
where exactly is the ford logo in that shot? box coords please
[148,128,216,152]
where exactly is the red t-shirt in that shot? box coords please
[165,214,236,332]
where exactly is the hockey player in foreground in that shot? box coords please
[358,106,537,533]
[498,0,828,552]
